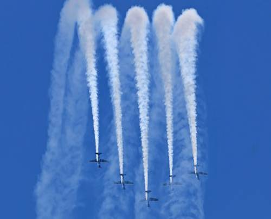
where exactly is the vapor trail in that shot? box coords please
[95,5,124,175]
[77,0,100,156]
[153,4,175,180]
[35,0,80,218]
[37,50,88,219]
[173,9,203,166]
[122,7,150,192]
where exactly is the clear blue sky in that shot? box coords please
[0,0,271,218]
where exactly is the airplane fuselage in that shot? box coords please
[89,152,108,168]
[145,191,151,207]
[192,165,208,180]
[120,176,125,189]
[144,190,158,207]
[163,175,181,187]
[114,174,133,190]
[95,157,102,168]
[194,166,199,180]
[120,175,124,184]
[145,191,150,201]
[169,176,173,184]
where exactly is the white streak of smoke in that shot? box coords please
[35,0,80,218]
[95,5,124,175]
[77,0,100,156]
[153,4,175,179]
[173,9,203,166]
[123,7,150,192]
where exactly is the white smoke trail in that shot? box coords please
[36,49,88,218]
[95,5,124,175]
[35,0,80,218]
[36,50,88,218]
[77,0,100,156]
[123,7,150,192]
[153,4,175,180]
[55,49,88,217]
[161,64,204,218]
[173,9,203,166]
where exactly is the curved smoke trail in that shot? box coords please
[173,9,203,166]
[35,0,79,218]
[77,0,100,156]
[123,7,150,192]
[95,5,124,175]
[153,4,175,180]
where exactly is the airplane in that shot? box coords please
[144,190,158,207]
[190,164,207,180]
[89,152,108,168]
[163,174,182,187]
[114,173,133,190]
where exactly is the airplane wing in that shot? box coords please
[114,181,121,184]
[149,198,158,201]
[100,159,108,162]
[124,181,133,185]
[89,159,97,162]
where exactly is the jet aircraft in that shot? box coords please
[190,164,207,180]
[144,190,158,207]
[89,152,108,168]
[114,173,133,190]
[163,174,182,187]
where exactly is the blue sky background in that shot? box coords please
[0,0,271,218]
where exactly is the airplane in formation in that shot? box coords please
[190,164,208,180]
[89,155,206,208]
[89,152,108,168]
[163,174,182,187]
[114,173,133,190]
[144,190,158,207]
